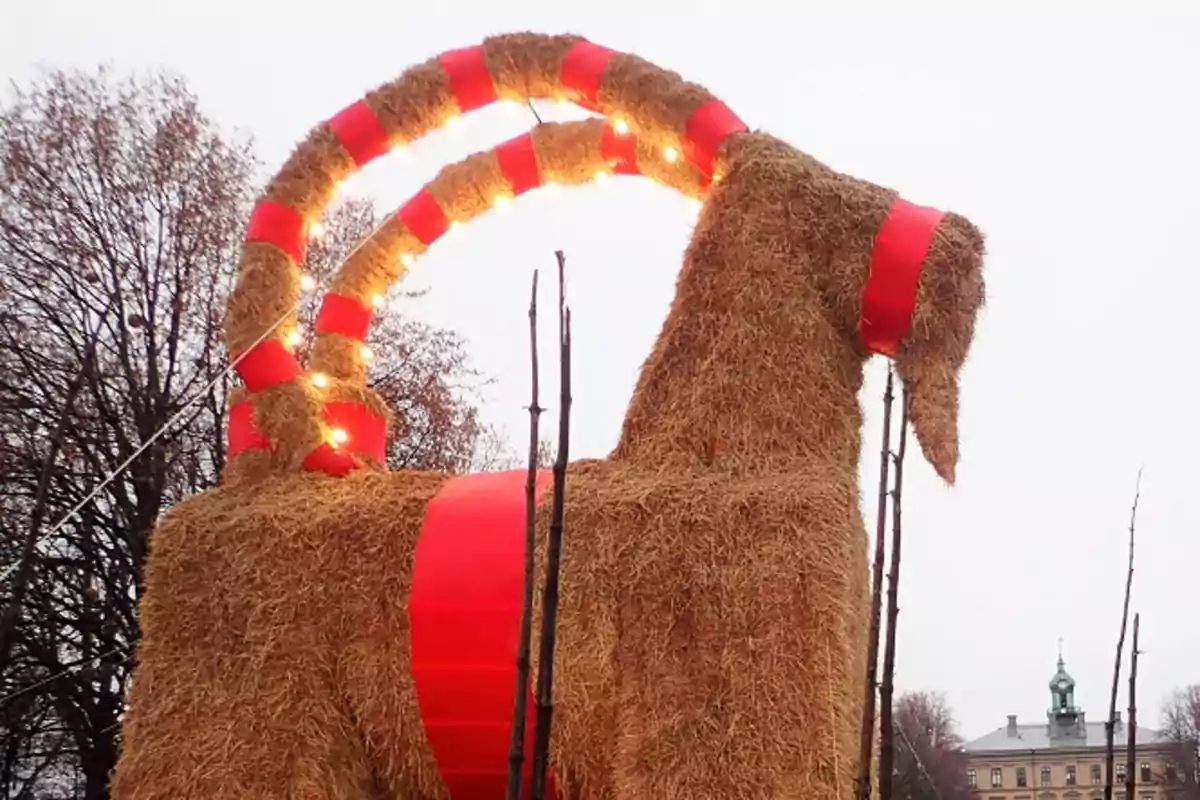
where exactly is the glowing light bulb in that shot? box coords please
[400,254,416,269]
[311,373,328,388]
[371,293,386,309]
[309,221,326,239]
[612,118,630,136]
[445,115,461,130]
[330,428,349,446]
[360,345,374,363]
[543,181,559,193]
[499,99,520,111]
[713,171,724,183]
[688,198,703,215]
[299,274,317,292]
[284,329,304,350]
[448,220,461,232]
[493,194,510,210]
[594,170,610,182]
[663,146,679,164]
[391,144,409,160]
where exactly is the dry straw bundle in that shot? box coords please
[112,31,986,800]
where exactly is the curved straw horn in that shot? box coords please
[223,32,749,481]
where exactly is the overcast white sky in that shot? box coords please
[4,0,1197,741]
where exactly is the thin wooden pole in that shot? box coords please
[857,367,896,800]
[506,270,542,800]
[530,252,572,800]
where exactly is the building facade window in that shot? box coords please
[1040,766,1051,786]
[1140,762,1151,782]
[966,769,976,788]
[1016,766,1027,787]
[1092,764,1103,784]
[1166,761,1178,782]
[991,767,1002,788]
[1066,764,1077,785]
[1117,763,1127,781]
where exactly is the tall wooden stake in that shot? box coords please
[856,367,896,800]
[1105,469,1141,800]
[878,389,910,800]
[506,270,542,800]
[530,252,572,800]
[1125,613,1140,800]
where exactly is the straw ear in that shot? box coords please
[895,355,959,484]
[894,211,986,486]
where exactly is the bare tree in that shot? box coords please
[891,691,974,800]
[1162,686,1200,800]
[0,67,500,799]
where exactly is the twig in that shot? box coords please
[878,388,910,800]
[1104,468,1141,800]
[506,270,542,800]
[1125,613,1140,800]
[857,366,895,800]
[530,251,572,800]
[526,100,544,126]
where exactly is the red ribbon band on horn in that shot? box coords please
[233,339,303,393]
[560,40,617,112]
[683,99,748,179]
[410,470,558,800]
[600,125,639,175]
[327,99,391,168]
[859,197,945,357]
[315,293,373,341]
[245,200,308,264]
[398,188,451,247]
[323,400,388,466]
[227,400,269,457]
[440,46,498,113]
[226,396,387,475]
[496,133,542,196]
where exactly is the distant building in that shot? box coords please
[962,653,1178,799]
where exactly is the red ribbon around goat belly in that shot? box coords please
[409,469,558,799]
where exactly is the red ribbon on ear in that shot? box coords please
[859,198,945,357]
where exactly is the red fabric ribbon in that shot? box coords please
[315,293,373,341]
[323,401,387,466]
[410,470,559,800]
[301,442,359,477]
[600,124,639,175]
[496,133,542,196]
[226,399,269,457]
[440,46,498,113]
[683,99,748,178]
[327,99,391,167]
[560,40,617,112]
[233,339,302,393]
[398,188,450,246]
[859,198,945,357]
[245,201,308,264]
